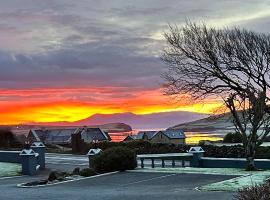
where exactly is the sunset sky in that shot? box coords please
[1,0,270,124]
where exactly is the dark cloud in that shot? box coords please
[0,0,269,92]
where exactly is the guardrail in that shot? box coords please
[137,147,270,170]
[137,153,196,168]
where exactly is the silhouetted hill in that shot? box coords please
[72,111,207,129]
[170,112,235,132]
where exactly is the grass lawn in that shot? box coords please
[134,167,270,191]
[0,162,21,177]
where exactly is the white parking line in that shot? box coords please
[47,162,88,166]
[120,173,177,186]
[46,157,88,161]
[17,171,119,188]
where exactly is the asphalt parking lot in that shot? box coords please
[46,153,191,171]
[46,153,89,171]
[0,171,235,200]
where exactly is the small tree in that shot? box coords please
[162,22,270,170]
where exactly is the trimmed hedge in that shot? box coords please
[92,147,137,173]
[83,140,190,155]
[81,140,270,159]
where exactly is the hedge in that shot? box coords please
[92,147,137,173]
[81,140,270,159]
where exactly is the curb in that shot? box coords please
[17,171,119,188]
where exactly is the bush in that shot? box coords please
[48,171,69,182]
[79,168,97,177]
[82,140,189,155]
[223,132,243,143]
[92,147,137,173]
[79,140,270,159]
[235,180,270,200]
[0,129,21,148]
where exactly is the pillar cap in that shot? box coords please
[188,146,205,153]
[87,148,102,156]
[31,142,45,148]
[20,149,36,156]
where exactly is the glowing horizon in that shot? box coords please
[0,87,223,125]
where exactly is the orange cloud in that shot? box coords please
[0,87,223,125]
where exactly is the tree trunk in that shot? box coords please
[245,142,257,171]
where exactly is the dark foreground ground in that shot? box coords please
[0,171,235,200]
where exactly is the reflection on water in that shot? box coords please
[109,131,224,144]
[185,132,223,144]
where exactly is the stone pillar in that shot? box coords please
[189,146,205,167]
[31,142,46,170]
[87,148,102,168]
[20,149,39,175]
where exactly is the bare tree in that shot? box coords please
[162,22,270,170]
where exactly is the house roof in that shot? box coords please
[81,127,111,141]
[29,127,111,144]
[30,128,78,144]
[123,135,138,140]
[161,129,186,139]
[137,131,157,139]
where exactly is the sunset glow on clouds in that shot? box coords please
[0,87,222,124]
[1,0,270,124]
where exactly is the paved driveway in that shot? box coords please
[46,153,89,171]
[45,153,191,171]
[0,172,235,200]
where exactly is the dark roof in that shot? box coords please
[29,127,111,144]
[30,128,78,144]
[81,127,111,142]
[123,135,137,141]
[161,129,185,139]
[123,131,157,141]
[124,130,185,141]
[137,131,157,139]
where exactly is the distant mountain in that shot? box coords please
[170,112,235,133]
[90,123,132,133]
[71,111,208,129]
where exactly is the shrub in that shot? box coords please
[92,147,137,173]
[79,140,270,159]
[79,168,97,177]
[48,171,69,182]
[0,129,21,148]
[223,132,243,143]
[72,167,80,175]
[235,180,270,200]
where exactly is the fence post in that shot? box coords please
[172,159,175,168]
[31,142,46,170]
[20,149,39,175]
[151,159,155,168]
[140,158,144,168]
[189,147,205,167]
[87,148,102,168]
[161,159,165,168]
